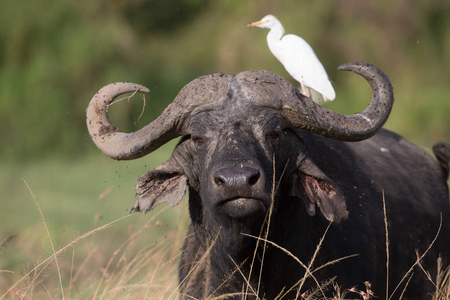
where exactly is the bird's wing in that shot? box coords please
[278,34,335,101]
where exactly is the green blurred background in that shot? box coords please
[1,0,449,161]
[0,0,449,296]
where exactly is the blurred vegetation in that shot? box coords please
[0,142,187,297]
[0,0,449,162]
[0,1,449,297]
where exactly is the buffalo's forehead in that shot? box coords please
[189,71,292,132]
[190,102,282,134]
[232,70,297,109]
[189,70,297,112]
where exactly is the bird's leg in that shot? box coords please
[300,82,311,98]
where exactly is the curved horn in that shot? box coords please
[86,74,231,160]
[281,62,394,141]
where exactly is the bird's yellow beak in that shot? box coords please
[247,19,269,27]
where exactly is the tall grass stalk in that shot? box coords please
[23,178,65,300]
[388,214,443,299]
[0,214,132,299]
[68,249,75,300]
[432,257,450,300]
[254,156,278,298]
[382,190,389,300]
[174,228,222,299]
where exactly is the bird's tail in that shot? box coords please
[310,88,331,104]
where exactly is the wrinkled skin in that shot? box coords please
[133,89,450,299]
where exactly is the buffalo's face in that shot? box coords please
[188,105,297,222]
[133,102,348,230]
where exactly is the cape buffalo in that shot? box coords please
[86,62,450,299]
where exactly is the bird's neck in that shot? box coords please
[267,23,284,42]
[266,24,284,59]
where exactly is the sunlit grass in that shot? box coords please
[1,153,448,299]
[0,155,188,299]
[0,209,186,299]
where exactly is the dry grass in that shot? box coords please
[433,257,450,300]
[0,183,184,299]
[198,165,449,300]
[1,225,182,299]
[1,174,448,300]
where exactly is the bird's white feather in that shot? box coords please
[249,15,335,103]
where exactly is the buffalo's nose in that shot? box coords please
[213,166,260,190]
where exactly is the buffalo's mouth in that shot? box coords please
[218,197,267,219]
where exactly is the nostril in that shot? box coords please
[214,166,260,189]
[248,172,260,186]
[214,176,225,186]
[213,169,228,186]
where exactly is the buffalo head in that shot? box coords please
[87,62,392,220]
[86,62,395,297]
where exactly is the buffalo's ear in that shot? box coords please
[131,160,187,213]
[291,157,348,223]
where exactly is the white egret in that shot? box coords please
[248,15,335,103]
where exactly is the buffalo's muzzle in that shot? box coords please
[213,166,260,192]
[211,164,268,218]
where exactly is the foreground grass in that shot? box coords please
[0,209,187,299]
[1,153,449,299]
[0,142,188,298]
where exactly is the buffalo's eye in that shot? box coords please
[266,131,282,144]
[192,136,207,148]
